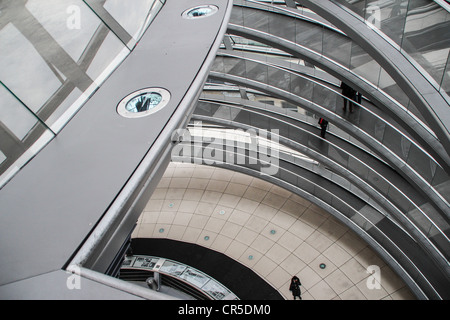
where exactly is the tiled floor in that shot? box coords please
[132,162,416,300]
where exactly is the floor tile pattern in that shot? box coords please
[132,162,415,300]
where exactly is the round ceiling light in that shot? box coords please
[182,5,218,19]
[117,88,170,118]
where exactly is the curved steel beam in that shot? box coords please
[172,138,449,299]
[295,0,450,161]
[226,4,450,170]
[0,0,232,298]
[191,101,450,278]
[208,55,450,222]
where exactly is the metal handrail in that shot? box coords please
[172,147,438,299]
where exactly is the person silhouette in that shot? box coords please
[318,117,328,138]
[289,276,302,300]
[340,82,356,113]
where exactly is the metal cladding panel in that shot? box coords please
[0,0,231,292]
[0,270,143,300]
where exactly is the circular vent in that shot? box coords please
[182,5,218,19]
[117,88,170,118]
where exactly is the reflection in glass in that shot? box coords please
[0,85,42,141]
[0,23,62,114]
[188,7,214,17]
[89,0,165,47]
[0,84,56,188]
[26,0,102,62]
[184,5,219,19]
[122,256,239,300]
[441,54,450,96]
[0,0,165,186]
[202,279,231,300]
[334,0,450,97]
[126,92,162,113]
[179,267,210,288]
[160,261,187,276]
[133,256,158,269]
[103,0,157,39]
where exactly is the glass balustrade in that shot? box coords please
[0,0,166,188]
[192,98,450,262]
[210,54,450,201]
[230,1,438,130]
[331,0,450,99]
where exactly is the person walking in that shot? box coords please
[318,117,328,138]
[340,81,356,113]
[289,276,302,300]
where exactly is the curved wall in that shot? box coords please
[179,0,450,299]
[133,161,417,300]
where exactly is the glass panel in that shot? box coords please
[0,0,131,132]
[125,92,162,113]
[334,0,366,17]
[215,105,233,121]
[211,56,225,73]
[348,155,370,180]
[328,144,350,167]
[0,150,5,165]
[402,1,450,87]
[0,84,44,141]
[26,0,103,61]
[0,84,55,187]
[160,260,187,276]
[242,6,269,34]
[406,144,435,183]
[84,0,164,49]
[382,125,405,159]
[225,58,246,77]
[103,0,158,40]
[249,112,269,129]
[387,184,413,212]
[378,68,410,107]
[245,59,268,83]
[0,23,63,114]
[179,267,210,288]
[295,20,323,54]
[291,76,313,101]
[365,0,409,45]
[440,52,450,96]
[268,67,291,92]
[268,11,296,41]
[195,102,213,116]
[229,5,244,25]
[202,279,232,300]
[350,42,382,86]
[312,82,337,112]
[84,31,130,86]
[0,0,164,184]
[335,0,450,98]
[322,29,352,68]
